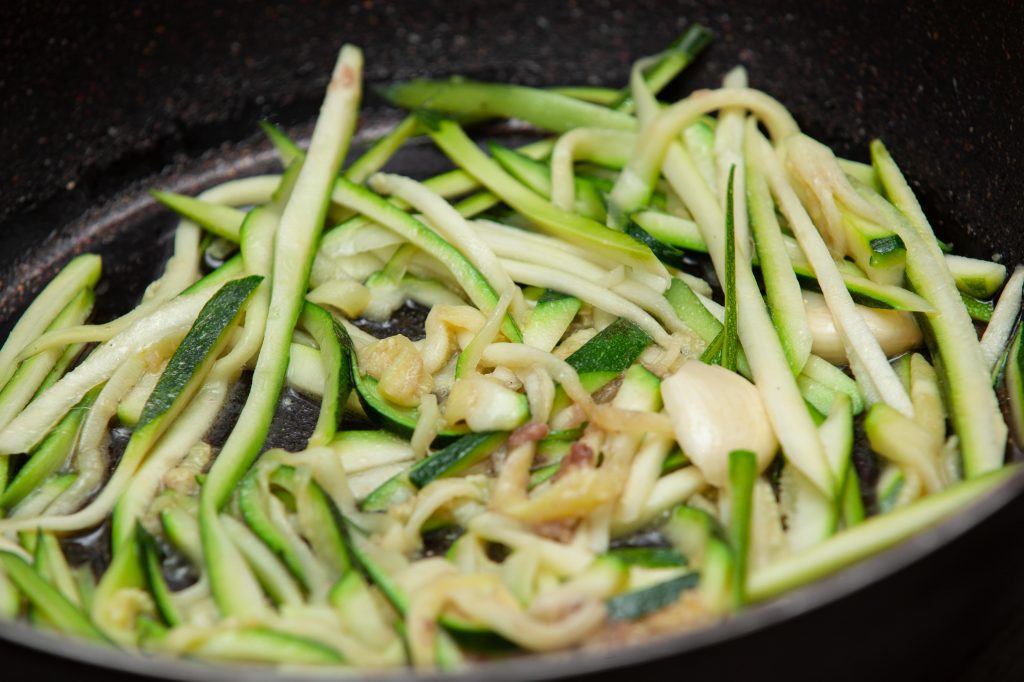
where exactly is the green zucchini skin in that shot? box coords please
[0,388,99,511]
[408,431,508,489]
[236,470,310,588]
[150,190,246,243]
[195,626,345,665]
[137,276,262,430]
[382,79,637,134]
[728,450,757,607]
[522,289,582,353]
[605,573,700,621]
[353,371,468,442]
[363,431,507,511]
[566,317,653,376]
[137,525,183,627]
[299,303,354,446]
[0,551,106,642]
[605,547,688,568]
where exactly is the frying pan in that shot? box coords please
[2,0,1024,679]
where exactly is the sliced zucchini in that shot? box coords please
[0,387,98,510]
[382,79,637,133]
[748,465,1019,600]
[0,551,105,641]
[605,572,699,621]
[945,254,1007,299]
[490,144,606,221]
[363,431,507,511]
[137,525,183,627]
[354,371,467,442]
[193,626,344,665]
[565,317,653,393]
[150,191,246,243]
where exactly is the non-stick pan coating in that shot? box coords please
[1,1,1023,680]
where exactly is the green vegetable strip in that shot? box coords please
[345,114,419,183]
[425,119,658,270]
[747,147,812,375]
[748,465,1019,600]
[150,191,246,243]
[609,25,713,112]
[0,389,98,511]
[608,88,799,226]
[203,47,362,511]
[0,551,106,641]
[605,573,700,621]
[0,288,94,432]
[138,525,183,627]
[260,121,305,167]
[330,178,522,342]
[663,138,833,495]
[0,254,101,392]
[728,450,757,606]
[300,303,354,447]
[722,166,739,372]
[636,209,934,312]
[1005,324,1024,444]
[549,86,620,105]
[381,79,637,133]
[137,276,262,430]
[202,47,362,618]
[870,140,1006,477]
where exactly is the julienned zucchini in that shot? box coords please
[354,371,468,441]
[329,176,521,343]
[605,572,700,621]
[201,47,362,620]
[423,118,658,269]
[871,141,1006,478]
[490,144,607,222]
[362,431,507,512]
[193,626,344,665]
[381,78,637,134]
[298,303,354,447]
[137,525,183,627]
[108,276,262,549]
[0,551,106,641]
[0,388,98,510]
[565,317,654,393]
[522,290,582,353]
[150,191,247,243]
[748,465,1020,601]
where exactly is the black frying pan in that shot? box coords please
[2,1,1024,680]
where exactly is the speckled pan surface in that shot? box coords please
[1,0,1023,680]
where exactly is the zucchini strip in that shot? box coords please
[0,254,101,392]
[608,87,799,223]
[331,178,522,342]
[749,131,913,416]
[870,140,1006,477]
[746,135,812,374]
[748,465,1020,600]
[0,276,261,538]
[202,47,362,618]
[0,551,106,641]
[662,136,833,495]
[369,172,528,325]
[424,119,662,273]
[0,288,94,431]
[979,265,1024,371]
[299,303,354,447]
[381,79,637,133]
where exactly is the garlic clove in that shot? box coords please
[660,360,779,487]
[803,290,922,364]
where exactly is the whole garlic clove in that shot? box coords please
[661,360,779,487]
[803,290,922,365]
